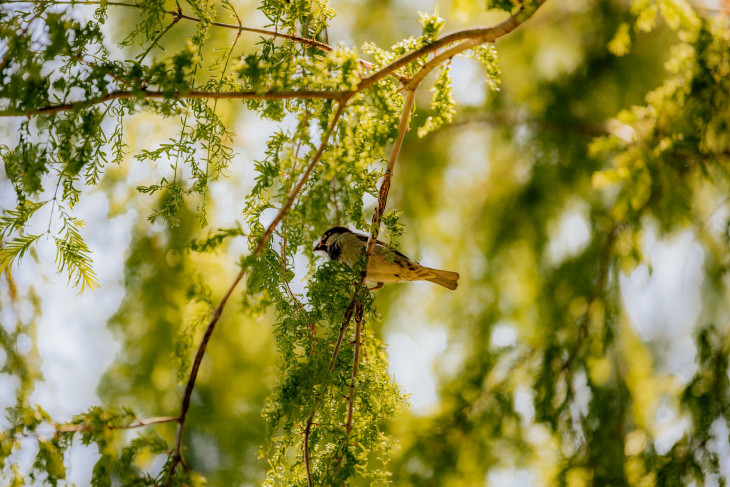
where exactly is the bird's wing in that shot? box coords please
[352,232,412,261]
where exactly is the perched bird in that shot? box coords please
[314,226,460,290]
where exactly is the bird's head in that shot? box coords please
[314,226,351,258]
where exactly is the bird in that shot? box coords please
[313,226,459,290]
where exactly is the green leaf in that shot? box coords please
[0,234,42,278]
[54,217,99,292]
[418,64,455,138]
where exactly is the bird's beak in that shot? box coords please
[314,241,326,252]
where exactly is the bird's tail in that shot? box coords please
[425,268,460,290]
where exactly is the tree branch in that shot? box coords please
[54,415,179,433]
[0,89,350,117]
[364,87,416,252]
[359,0,547,92]
[137,1,183,62]
[167,99,348,484]
[174,11,335,54]
[328,297,360,372]
[345,301,364,435]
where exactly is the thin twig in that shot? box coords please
[167,99,348,483]
[201,21,240,217]
[138,2,183,62]
[562,223,620,373]
[74,54,134,88]
[364,87,416,250]
[3,0,376,68]
[54,415,179,433]
[345,301,364,435]
[280,232,308,317]
[304,411,315,487]
[328,297,360,372]
[174,11,336,54]
[0,89,350,117]
[167,264,247,484]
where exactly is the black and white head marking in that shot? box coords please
[314,226,351,261]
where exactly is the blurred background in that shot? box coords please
[2,0,730,485]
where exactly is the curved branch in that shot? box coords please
[359,0,547,92]
[363,87,416,265]
[167,99,348,484]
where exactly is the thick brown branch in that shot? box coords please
[0,89,350,117]
[359,1,547,92]
[3,0,545,118]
